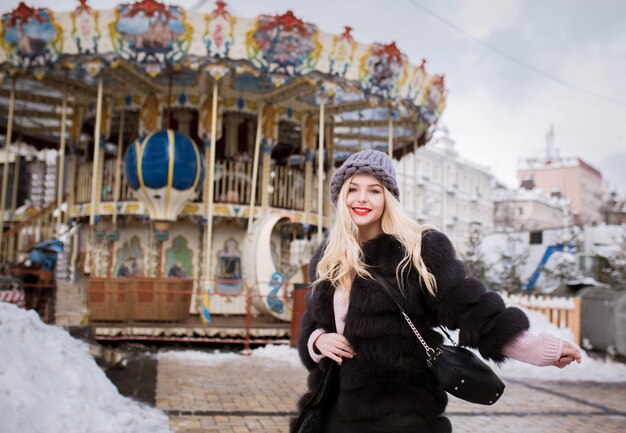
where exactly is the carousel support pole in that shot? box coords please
[301,114,313,225]
[202,150,210,204]
[96,146,105,219]
[328,119,336,169]
[323,121,333,217]
[413,137,418,219]
[11,144,20,209]
[159,237,164,278]
[200,139,210,311]
[68,107,80,220]
[112,109,125,227]
[67,152,77,221]
[247,103,264,234]
[56,91,68,236]
[304,154,312,225]
[204,79,219,287]
[8,142,21,262]
[109,109,125,279]
[89,77,104,226]
[299,114,308,217]
[401,147,407,204]
[88,78,104,279]
[67,157,75,213]
[260,105,273,215]
[107,233,114,278]
[388,115,393,158]
[261,147,271,214]
[317,98,325,244]
[0,78,15,263]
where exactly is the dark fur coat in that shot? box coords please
[293,231,529,433]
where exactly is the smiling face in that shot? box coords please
[346,173,385,239]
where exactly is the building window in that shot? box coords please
[529,231,543,245]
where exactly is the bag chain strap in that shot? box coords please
[400,310,437,358]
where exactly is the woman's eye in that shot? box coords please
[370,189,380,194]
[348,188,356,192]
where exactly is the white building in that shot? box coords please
[394,127,494,250]
[493,184,573,231]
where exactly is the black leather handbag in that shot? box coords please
[373,273,505,405]
[425,327,505,405]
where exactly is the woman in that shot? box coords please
[294,150,581,433]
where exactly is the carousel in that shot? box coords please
[0,0,446,343]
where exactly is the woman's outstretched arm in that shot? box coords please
[502,331,581,367]
[422,230,581,367]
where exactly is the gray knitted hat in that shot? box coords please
[330,149,399,205]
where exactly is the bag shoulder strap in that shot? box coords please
[437,325,455,344]
[369,271,457,353]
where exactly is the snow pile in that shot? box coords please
[0,303,172,433]
[503,293,578,309]
[159,349,240,365]
[159,344,303,369]
[251,343,303,368]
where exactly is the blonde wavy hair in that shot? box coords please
[312,178,438,297]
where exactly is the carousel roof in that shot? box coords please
[0,0,447,157]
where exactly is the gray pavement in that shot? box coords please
[156,352,626,433]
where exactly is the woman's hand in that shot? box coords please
[315,332,356,364]
[555,341,582,368]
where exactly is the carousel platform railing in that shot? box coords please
[87,277,294,349]
[212,159,262,205]
[74,157,312,212]
[88,276,194,322]
[267,163,307,211]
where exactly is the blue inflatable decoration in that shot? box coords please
[29,239,63,271]
[124,130,204,221]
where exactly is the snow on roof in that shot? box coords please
[493,185,570,208]
[518,157,602,178]
[415,135,494,176]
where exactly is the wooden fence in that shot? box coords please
[502,293,582,344]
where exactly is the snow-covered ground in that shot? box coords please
[159,343,304,369]
[0,303,172,433]
[2,299,626,433]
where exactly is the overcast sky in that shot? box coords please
[4,0,626,194]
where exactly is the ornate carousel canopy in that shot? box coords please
[0,0,447,157]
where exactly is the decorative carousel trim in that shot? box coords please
[70,201,330,227]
